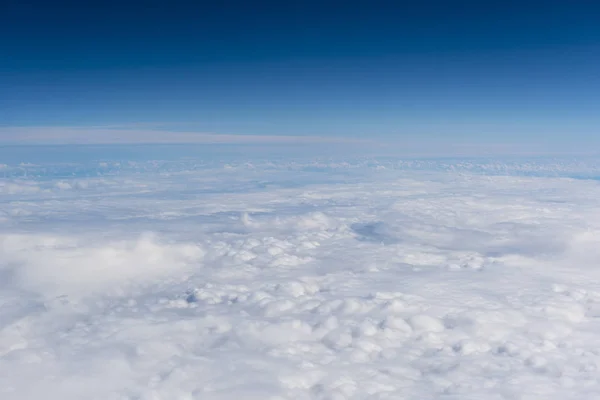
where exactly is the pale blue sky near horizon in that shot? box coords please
[2,1,600,151]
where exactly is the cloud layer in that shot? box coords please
[2,151,600,399]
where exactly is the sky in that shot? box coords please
[1,1,600,150]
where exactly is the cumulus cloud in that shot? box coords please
[0,232,204,298]
[1,153,600,399]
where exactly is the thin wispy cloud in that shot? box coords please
[3,126,598,158]
[0,126,365,145]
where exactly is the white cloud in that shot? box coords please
[1,232,204,298]
[1,154,600,399]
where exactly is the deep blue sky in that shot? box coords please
[2,1,600,148]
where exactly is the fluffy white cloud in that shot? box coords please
[1,151,600,399]
[1,232,204,298]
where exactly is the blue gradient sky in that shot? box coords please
[2,1,600,149]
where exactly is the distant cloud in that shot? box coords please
[0,125,363,145]
[2,125,596,157]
